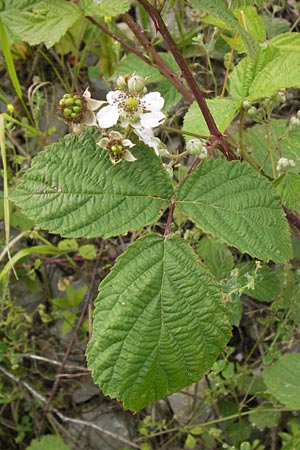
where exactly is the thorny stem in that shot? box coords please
[137,0,238,162]
[122,13,194,102]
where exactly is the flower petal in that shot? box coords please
[141,92,164,111]
[88,98,105,111]
[123,150,137,162]
[96,105,119,128]
[83,110,97,126]
[122,139,135,148]
[106,90,123,105]
[140,111,165,128]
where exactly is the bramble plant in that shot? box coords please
[2,0,300,433]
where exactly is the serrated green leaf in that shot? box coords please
[11,128,173,239]
[196,236,234,280]
[273,173,300,215]
[250,406,281,431]
[229,0,265,7]
[270,32,300,53]
[190,0,259,59]
[228,45,278,99]
[263,15,291,39]
[87,234,231,411]
[2,0,81,48]
[26,434,69,450]
[0,0,39,11]
[81,0,130,17]
[263,353,300,409]
[249,52,300,100]
[183,98,238,140]
[176,159,292,263]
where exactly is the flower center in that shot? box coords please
[124,96,140,111]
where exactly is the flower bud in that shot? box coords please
[290,116,300,127]
[247,106,257,117]
[127,75,146,93]
[186,138,207,157]
[242,100,251,111]
[116,76,128,90]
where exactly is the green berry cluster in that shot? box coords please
[58,93,86,123]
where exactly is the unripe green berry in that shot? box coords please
[71,112,77,119]
[63,108,72,117]
[73,106,81,113]
[75,99,82,106]
[64,97,75,106]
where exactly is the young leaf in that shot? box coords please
[196,236,234,280]
[2,0,82,48]
[263,354,300,410]
[190,0,259,59]
[87,234,231,411]
[249,52,300,100]
[11,128,173,238]
[176,159,292,263]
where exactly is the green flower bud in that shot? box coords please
[242,100,251,111]
[127,75,146,93]
[247,106,257,117]
[117,76,128,89]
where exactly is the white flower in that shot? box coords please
[135,127,169,156]
[276,157,296,173]
[97,131,136,165]
[96,90,165,130]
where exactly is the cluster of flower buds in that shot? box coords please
[186,138,208,159]
[276,157,296,173]
[116,73,147,94]
[58,93,86,123]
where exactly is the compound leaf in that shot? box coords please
[87,234,231,411]
[176,159,292,263]
[11,128,173,238]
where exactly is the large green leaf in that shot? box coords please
[190,0,259,59]
[263,353,300,409]
[87,234,231,411]
[1,0,81,48]
[176,159,292,263]
[11,129,173,238]
[183,98,238,141]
